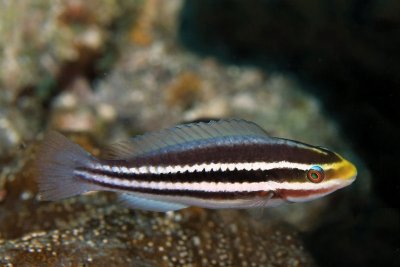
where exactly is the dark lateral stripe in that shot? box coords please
[75,174,275,200]
[77,167,307,183]
[127,143,340,167]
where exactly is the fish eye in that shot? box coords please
[307,166,325,183]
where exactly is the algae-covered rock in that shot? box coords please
[0,0,141,102]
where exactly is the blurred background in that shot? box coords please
[0,1,398,266]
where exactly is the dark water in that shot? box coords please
[179,1,399,267]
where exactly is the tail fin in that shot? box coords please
[35,131,101,201]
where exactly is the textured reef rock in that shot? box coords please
[0,0,142,157]
[0,0,123,101]
[0,143,315,267]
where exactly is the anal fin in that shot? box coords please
[118,193,188,212]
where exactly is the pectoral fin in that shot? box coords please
[118,193,188,212]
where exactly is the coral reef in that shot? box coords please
[0,0,124,101]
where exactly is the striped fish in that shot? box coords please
[35,119,357,212]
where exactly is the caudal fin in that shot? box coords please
[35,131,100,201]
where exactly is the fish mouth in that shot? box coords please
[339,166,357,189]
[344,174,356,186]
[334,155,358,183]
[327,173,357,192]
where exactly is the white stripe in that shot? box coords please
[103,165,112,172]
[74,169,343,192]
[90,161,313,175]
[112,166,120,173]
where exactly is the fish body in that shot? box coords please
[36,119,357,212]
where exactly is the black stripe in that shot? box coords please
[75,174,271,200]
[132,188,267,200]
[77,167,307,183]
[126,143,340,167]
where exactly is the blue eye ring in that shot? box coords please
[307,166,325,183]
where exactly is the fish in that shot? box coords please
[35,119,357,212]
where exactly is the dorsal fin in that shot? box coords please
[103,119,270,160]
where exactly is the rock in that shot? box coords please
[0,0,141,102]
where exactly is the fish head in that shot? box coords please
[275,144,357,203]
